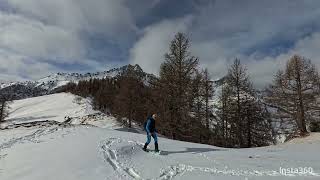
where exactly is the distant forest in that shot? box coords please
[60,32,320,148]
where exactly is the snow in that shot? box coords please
[0,64,154,94]
[4,93,119,129]
[1,126,319,180]
[0,93,320,180]
[0,82,17,89]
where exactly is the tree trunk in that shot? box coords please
[236,74,243,147]
[0,101,5,122]
[295,59,307,133]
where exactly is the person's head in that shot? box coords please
[152,114,157,119]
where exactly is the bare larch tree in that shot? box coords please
[266,55,320,135]
[158,32,199,140]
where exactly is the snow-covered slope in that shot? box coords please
[3,93,119,129]
[1,126,319,180]
[0,93,320,180]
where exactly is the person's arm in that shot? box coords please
[146,119,151,134]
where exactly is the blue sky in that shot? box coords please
[0,0,320,88]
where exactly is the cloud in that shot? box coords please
[189,0,320,84]
[246,32,320,88]
[292,32,320,70]
[0,12,85,62]
[0,49,59,82]
[0,0,140,81]
[130,0,320,88]
[1,0,320,86]
[6,0,137,36]
[129,16,193,75]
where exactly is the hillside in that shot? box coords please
[0,93,319,180]
[1,93,119,129]
[0,64,155,100]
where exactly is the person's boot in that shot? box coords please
[143,143,148,151]
[155,142,159,152]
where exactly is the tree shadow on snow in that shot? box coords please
[5,115,57,122]
[160,147,226,156]
[115,127,142,134]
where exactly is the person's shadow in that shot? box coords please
[160,147,226,156]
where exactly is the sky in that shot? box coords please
[0,0,320,88]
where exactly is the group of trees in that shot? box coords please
[61,66,153,128]
[0,32,318,147]
[62,32,319,148]
[215,59,274,147]
[154,33,214,143]
[214,54,320,147]
[62,33,215,144]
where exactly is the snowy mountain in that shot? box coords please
[0,93,319,180]
[0,64,155,100]
[35,64,152,90]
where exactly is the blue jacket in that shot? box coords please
[145,117,156,133]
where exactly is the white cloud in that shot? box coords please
[0,49,58,82]
[188,0,320,86]
[0,0,139,81]
[129,16,193,75]
[6,0,137,37]
[200,32,320,89]
[293,32,320,70]
[0,12,85,62]
[1,0,320,85]
[246,32,320,88]
[130,0,320,88]
[191,41,235,79]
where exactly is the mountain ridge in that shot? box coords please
[0,64,155,100]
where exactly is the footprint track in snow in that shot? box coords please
[99,137,320,180]
[100,138,144,179]
[100,138,229,180]
[101,139,120,171]
[0,127,58,150]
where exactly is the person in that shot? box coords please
[143,114,159,152]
